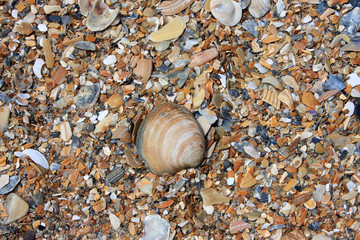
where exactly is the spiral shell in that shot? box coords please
[210,0,242,26]
[136,102,206,175]
[249,0,270,19]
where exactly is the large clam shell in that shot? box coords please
[249,0,270,19]
[136,102,206,175]
[210,0,242,26]
[86,0,119,32]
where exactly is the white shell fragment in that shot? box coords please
[249,0,270,19]
[79,0,97,16]
[210,0,242,26]
[33,58,45,78]
[140,215,170,240]
[344,101,355,117]
[86,0,120,32]
[14,149,49,169]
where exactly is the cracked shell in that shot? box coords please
[86,0,120,32]
[210,0,242,26]
[136,102,206,176]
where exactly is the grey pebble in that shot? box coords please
[74,41,96,51]
[74,84,100,109]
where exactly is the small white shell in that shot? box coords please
[210,0,242,26]
[33,59,45,78]
[86,0,120,32]
[14,149,49,169]
[136,102,206,175]
[249,0,271,19]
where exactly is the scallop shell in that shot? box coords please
[249,0,270,19]
[86,0,120,32]
[136,102,206,175]
[159,0,195,15]
[210,0,242,26]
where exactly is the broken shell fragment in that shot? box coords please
[249,0,270,19]
[79,0,97,16]
[136,102,206,175]
[86,0,120,32]
[189,48,219,68]
[12,69,33,91]
[159,0,195,15]
[74,83,100,109]
[148,16,186,42]
[278,89,294,110]
[133,58,153,83]
[210,0,242,26]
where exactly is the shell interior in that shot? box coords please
[136,102,206,175]
[86,0,120,32]
[210,0,242,26]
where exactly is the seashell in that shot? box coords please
[86,0,120,32]
[262,88,280,109]
[148,16,186,42]
[136,102,206,175]
[12,69,33,91]
[0,105,10,133]
[241,0,251,9]
[159,0,195,15]
[210,0,242,26]
[189,48,219,68]
[249,0,270,19]
[301,92,319,109]
[79,0,97,16]
[60,122,72,142]
[278,89,294,110]
[133,58,153,83]
[105,167,125,185]
[14,149,49,169]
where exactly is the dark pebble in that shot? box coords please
[220,105,233,120]
[260,192,269,203]
[62,15,71,25]
[5,55,11,67]
[32,192,44,206]
[241,89,250,101]
[355,103,360,119]
[85,124,95,132]
[350,0,360,8]
[308,221,320,231]
[46,15,62,23]
[22,230,36,240]
[105,167,125,185]
[222,160,233,170]
[311,137,321,143]
[50,131,60,138]
[228,89,240,98]
[269,224,285,231]
[74,41,96,51]
[71,136,81,147]
[157,63,171,73]
[256,126,270,143]
[316,1,329,15]
[1,28,11,37]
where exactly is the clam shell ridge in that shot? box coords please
[210,0,242,26]
[136,102,206,175]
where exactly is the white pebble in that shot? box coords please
[347,72,360,87]
[303,15,312,24]
[103,55,117,65]
[227,177,235,186]
[98,110,109,120]
[38,24,48,32]
[203,204,214,214]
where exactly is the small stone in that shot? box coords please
[103,55,117,65]
[109,213,121,231]
[140,215,170,240]
[50,162,61,171]
[4,193,29,224]
[0,174,9,188]
[74,41,96,51]
[308,221,320,231]
[230,220,251,234]
[105,167,125,185]
[240,172,257,189]
[347,72,360,87]
[107,94,123,108]
[37,24,48,32]
[302,92,319,109]
[200,188,230,205]
[46,15,62,23]
[0,105,10,132]
[315,143,325,154]
[74,84,100,109]
[93,197,106,212]
[22,230,36,240]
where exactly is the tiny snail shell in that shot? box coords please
[210,0,242,26]
[136,102,206,176]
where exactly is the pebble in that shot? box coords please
[103,55,117,65]
[0,105,10,132]
[49,162,61,171]
[74,84,100,109]
[105,167,125,185]
[0,175,20,195]
[109,213,121,231]
[0,174,9,189]
[37,24,48,32]
[308,221,320,231]
[347,72,360,87]
[46,15,62,23]
[200,188,230,205]
[4,193,29,224]
[74,41,96,51]
[339,7,360,36]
